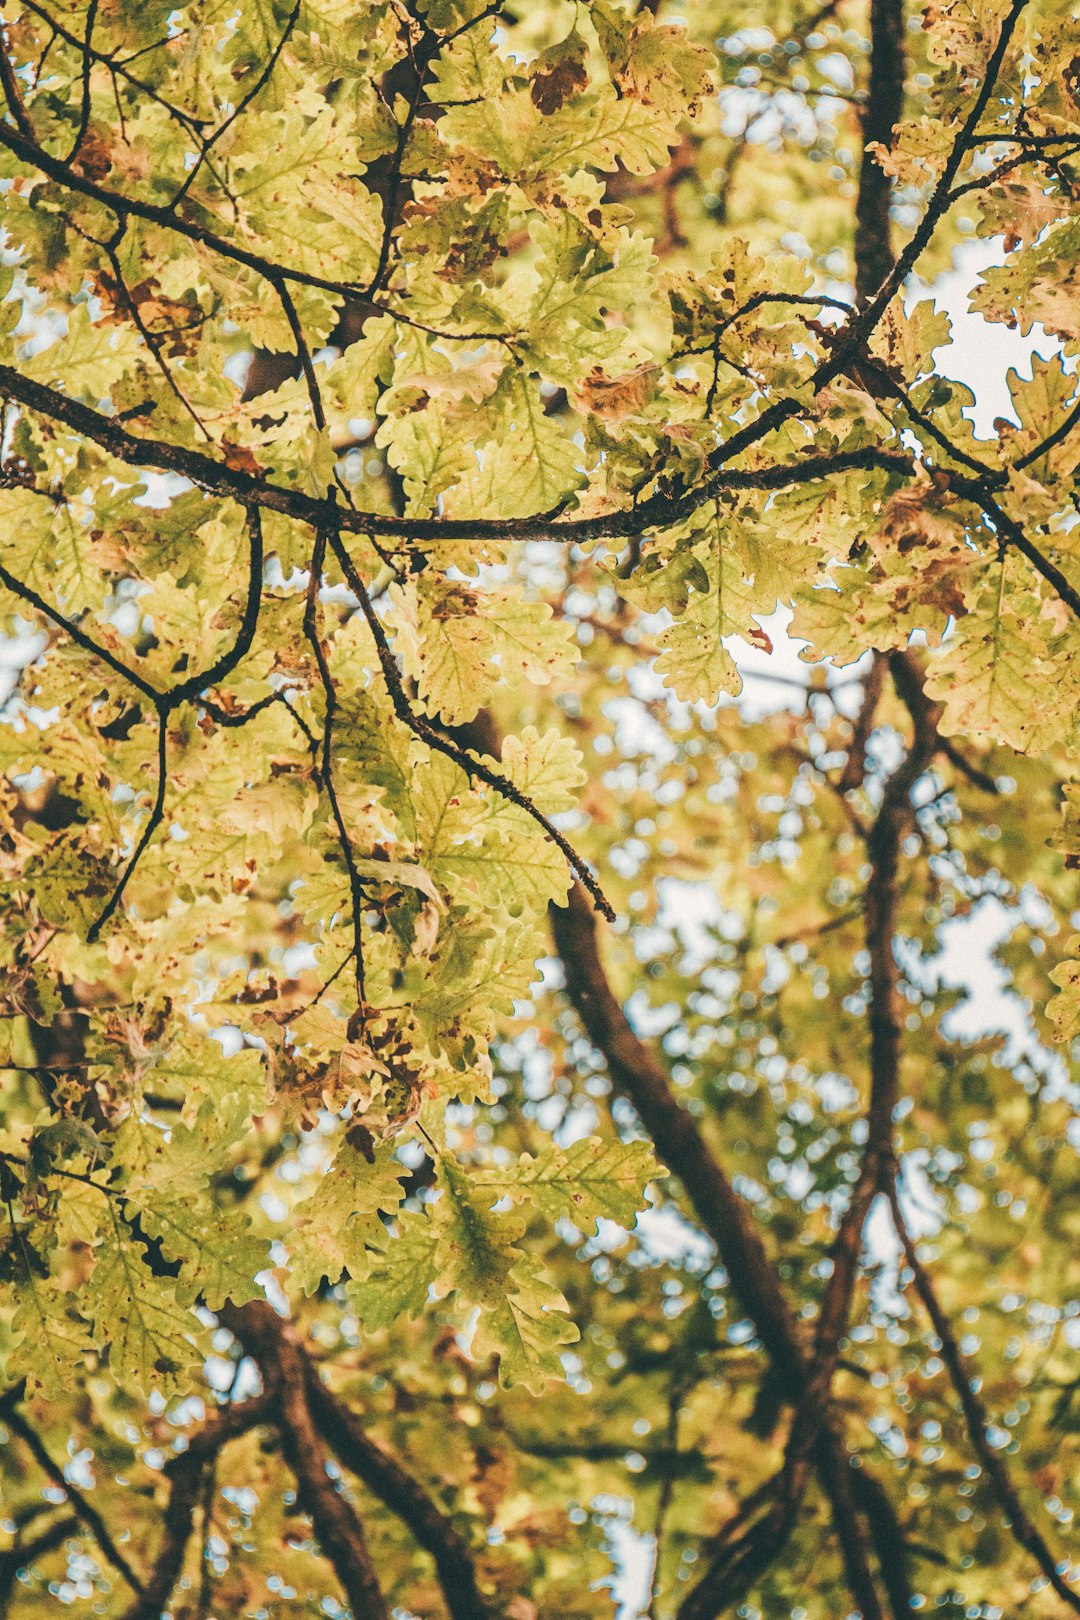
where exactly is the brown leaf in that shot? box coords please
[71,129,113,183]
[530,37,588,115]
[221,441,263,475]
[575,363,654,421]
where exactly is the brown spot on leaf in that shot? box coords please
[345,1121,377,1163]
[530,55,588,113]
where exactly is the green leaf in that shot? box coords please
[443,368,585,520]
[653,519,748,704]
[1047,941,1080,1043]
[436,1151,524,1305]
[349,1210,440,1332]
[6,1282,93,1399]
[476,1272,580,1393]
[472,1137,657,1233]
[84,1221,200,1396]
[393,577,577,725]
[290,1140,407,1296]
[924,556,1055,751]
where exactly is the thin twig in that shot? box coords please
[0,21,37,142]
[304,1363,494,1620]
[219,1303,389,1620]
[120,1395,272,1620]
[17,0,208,136]
[4,1405,145,1594]
[886,1182,1080,1613]
[63,0,100,164]
[167,0,301,210]
[331,532,616,923]
[200,688,319,751]
[303,514,368,1005]
[86,714,168,942]
[1015,391,1080,471]
[92,221,210,438]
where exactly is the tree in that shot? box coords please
[0,0,1077,1614]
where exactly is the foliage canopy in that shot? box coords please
[0,0,1079,1615]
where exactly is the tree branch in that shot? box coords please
[86,713,167,942]
[763,651,939,1488]
[167,0,301,210]
[304,1366,495,1620]
[63,0,100,165]
[853,0,905,305]
[200,687,318,750]
[551,880,800,1380]
[1015,390,1080,471]
[837,651,887,791]
[675,652,945,1617]
[886,1182,1080,1613]
[550,880,909,1618]
[3,1404,144,1595]
[974,493,1080,621]
[0,1513,78,1611]
[844,0,1029,347]
[15,0,208,137]
[0,117,452,319]
[164,504,265,706]
[0,501,264,716]
[0,552,162,704]
[91,220,210,438]
[120,1394,273,1620]
[0,503,264,940]
[221,1302,389,1620]
[0,21,37,143]
[0,358,917,545]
